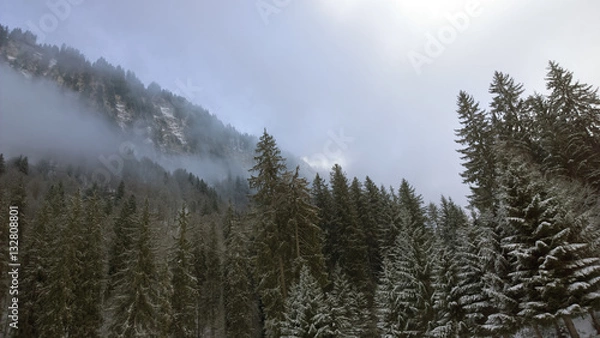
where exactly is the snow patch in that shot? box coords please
[158,106,187,146]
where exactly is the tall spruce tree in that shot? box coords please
[223,206,260,338]
[455,91,497,211]
[329,165,370,294]
[109,198,162,337]
[170,204,198,338]
[326,267,370,337]
[497,159,600,338]
[541,61,600,189]
[279,265,332,338]
[71,191,105,338]
[248,130,292,337]
[107,194,137,297]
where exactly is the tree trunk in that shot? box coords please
[562,315,580,338]
[294,222,300,259]
[279,256,287,299]
[589,308,600,334]
[533,323,543,338]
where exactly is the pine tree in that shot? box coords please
[363,176,384,279]
[497,160,600,337]
[489,71,528,150]
[37,189,80,337]
[248,130,292,337]
[18,184,56,338]
[349,177,380,300]
[71,191,105,338]
[376,223,435,337]
[454,219,495,337]
[170,204,198,338]
[223,208,260,338]
[283,167,328,287]
[330,165,370,294]
[109,198,162,337]
[455,91,497,211]
[326,268,370,337]
[279,265,332,338]
[540,61,600,189]
[312,173,337,271]
[430,241,464,337]
[436,196,468,249]
[107,194,137,297]
[196,221,225,337]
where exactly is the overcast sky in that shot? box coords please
[2,0,599,205]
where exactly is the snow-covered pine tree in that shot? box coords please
[494,158,600,338]
[248,130,294,337]
[453,217,495,337]
[280,265,332,338]
[376,215,435,337]
[326,267,370,337]
[489,71,529,152]
[541,62,600,189]
[170,204,198,338]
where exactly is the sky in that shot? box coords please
[1,0,599,205]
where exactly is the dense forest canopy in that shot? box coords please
[1,23,600,338]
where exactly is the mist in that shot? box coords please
[0,63,249,186]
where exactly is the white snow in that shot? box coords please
[158,106,187,146]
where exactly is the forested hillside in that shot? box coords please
[1,21,600,338]
[0,24,257,175]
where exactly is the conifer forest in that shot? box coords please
[1,5,600,338]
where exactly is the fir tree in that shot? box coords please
[283,167,328,287]
[170,204,198,338]
[71,192,105,338]
[326,268,370,337]
[279,265,332,338]
[376,223,435,337]
[37,188,79,337]
[541,61,600,189]
[223,208,260,338]
[107,194,137,297]
[455,91,497,211]
[312,173,336,271]
[330,165,370,294]
[248,130,293,337]
[109,199,162,337]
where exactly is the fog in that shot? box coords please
[2,0,600,204]
[0,63,246,185]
